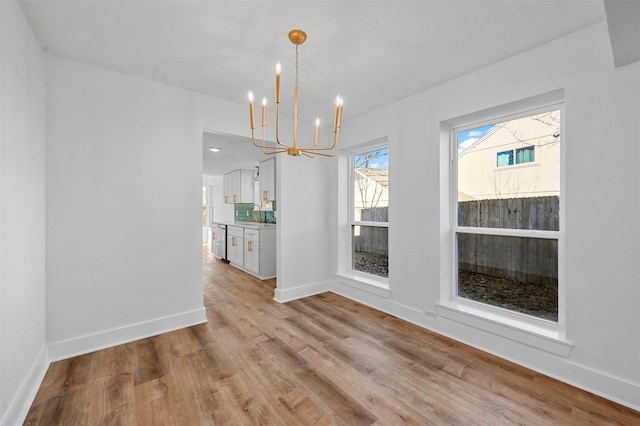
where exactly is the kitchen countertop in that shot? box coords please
[213,221,276,229]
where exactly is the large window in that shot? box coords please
[350,147,389,278]
[455,108,561,322]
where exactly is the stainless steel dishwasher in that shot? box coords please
[213,223,228,262]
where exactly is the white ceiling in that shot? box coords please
[19,0,618,175]
[202,131,265,176]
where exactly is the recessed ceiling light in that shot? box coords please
[209,147,221,152]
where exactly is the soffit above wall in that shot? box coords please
[604,0,640,67]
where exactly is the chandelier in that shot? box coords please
[248,29,343,157]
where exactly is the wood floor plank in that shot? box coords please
[133,377,175,426]
[258,336,378,425]
[205,329,312,425]
[296,343,429,425]
[278,388,334,426]
[23,245,640,425]
[88,345,136,425]
[131,338,164,386]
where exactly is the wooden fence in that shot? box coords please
[458,196,559,230]
[353,199,558,286]
[458,196,559,286]
[354,207,388,255]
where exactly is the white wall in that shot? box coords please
[274,153,335,302]
[0,2,48,424]
[44,55,254,359]
[564,59,640,385]
[329,22,640,409]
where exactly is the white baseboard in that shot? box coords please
[430,322,640,412]
[1,345,49,426]
[326,279,640,411]
[330,280,431,326]
[530,358,640,412]
[273,281,331,303]
[48,307,207,361]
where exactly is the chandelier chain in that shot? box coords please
[295,44,299,87]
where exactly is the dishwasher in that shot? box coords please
[213,223,229,262]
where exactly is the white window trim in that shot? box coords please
[494,162,540,173]
[336,138,389,291]
[439,91,571,356]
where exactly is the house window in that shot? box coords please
[516,146,535,164]
[497,150,514,167]
[455,108,561,322]
[350,147,389,278]
[497,146,535,167]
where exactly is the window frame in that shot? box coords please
[348,144,389,283]
[440,100,568,351]
[496,146,536,168]
[515,146,535,164]
[496,149,514,167]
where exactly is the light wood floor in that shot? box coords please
[25,246,639,425]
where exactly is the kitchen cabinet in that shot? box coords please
[226,226,244,266]
[243,229,260,275]
[259,158,276,204]
[221,223,276,280]
[223,169,254,204]
[223,173,232,204]
[243,227,276,279]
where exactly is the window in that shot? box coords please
[497,150,514,167]
[350,147,389,278]
[497,146,535,167]
[455,108,561,322]
[516,146,535,164]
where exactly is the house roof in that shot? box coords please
[356,168,388,188]
[458,123,504,158]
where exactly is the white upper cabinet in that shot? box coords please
[259,158,276,203]
[223,169,255,204]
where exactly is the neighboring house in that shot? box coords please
[353,168,388,221]
[458,111,560,200]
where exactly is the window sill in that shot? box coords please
[335,272,390,298]
[437,301,573,357]
[494,161,540,172]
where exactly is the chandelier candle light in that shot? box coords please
[248,29,343,157]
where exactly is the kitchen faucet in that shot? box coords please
[252,204,262,223]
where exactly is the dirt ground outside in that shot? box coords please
[353,252,557,322]
[458,270,558,321]
[353,252,388,278]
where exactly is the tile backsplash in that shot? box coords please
[234,203,276,224]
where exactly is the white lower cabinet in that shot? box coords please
[243,229,260,275]
[226,226,244,266]
[227,225,276,280]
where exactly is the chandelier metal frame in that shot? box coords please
[248,29,343,158]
